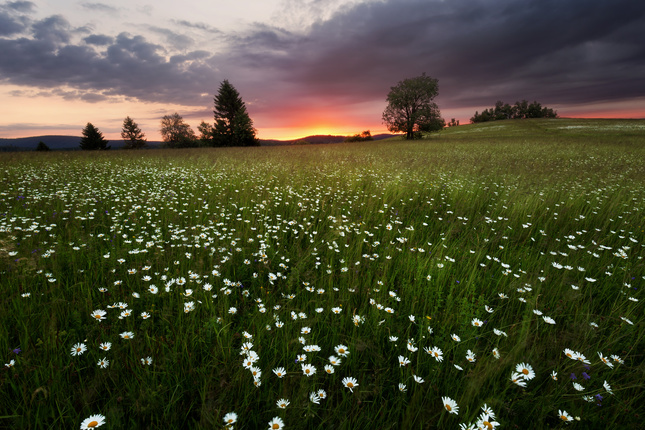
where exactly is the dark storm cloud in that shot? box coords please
[0,0,643,113]
[83,34,113,45]
[246,0,645,108]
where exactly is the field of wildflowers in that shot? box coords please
[1,119,643,429]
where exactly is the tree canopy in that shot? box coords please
[160,113,197,148]
[121,116,147,149]
[382,73,444,140]
[213,80,259,147]
[471,100,558,123]
[79,123,110,150]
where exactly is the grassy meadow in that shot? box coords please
[1,118,644,429]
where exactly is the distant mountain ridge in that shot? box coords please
[0,133,398,151]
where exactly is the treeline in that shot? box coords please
[78,80,259,150]
[470,100,557,123]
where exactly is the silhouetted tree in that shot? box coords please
[160,113,197,148]
[345,130,374,142]
[35,141,50,151]
[79,123,110,150]
[197,121,214,146]
[213,80,259,147]
[471,100,557,123]
[382,73,443,139]
[121,116,147,149]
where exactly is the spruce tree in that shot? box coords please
[213,80,259,147]
[79,123,110,150]
[121,116,147,149]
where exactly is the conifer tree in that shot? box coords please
[121,116,147,149]
[79,123,110,150]
[213,80,259,147]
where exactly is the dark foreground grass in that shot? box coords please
[0,118,644,429]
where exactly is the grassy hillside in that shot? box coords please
[0,118,643,429]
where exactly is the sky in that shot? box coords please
[1,0,644,141]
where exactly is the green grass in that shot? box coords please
[1,118,644,429]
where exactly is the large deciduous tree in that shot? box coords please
[382,73,444,140]
[79,122,110,150]
[121,116,147,149]
[213,80,259,147]
[160,113,197,148]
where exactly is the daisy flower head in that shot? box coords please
[301,363,316,377]
[273,367,286,378]
[96,357,109,368]
[572,382,585,391]
[276,398,290,409]
[603,380,614,395]
[398,383,407,392]
[492,348,501,360]
[99,342,111,351]
[329,355,342,366]
[91,309,106,322]
[119,331,134,340]
[223,412,237,426]
[141,356,153,366]
[542,316,556,325]
[334,344,350,357]
[471,318,483,327]
[451,333,461,342]
[396,355,410,367]
[559,409,572,424]
[80,414,106,429]
[477,414,500,429]
[413,374,424,384]
[515,362,535,380]
[324,364,334,374]
[342,376,359,392]
[71,343,87,356]
[550,370,558,381]
[442,396,459,415]
[268,416,284,429]
[510,372,527,387]
[597,352,614,368]
[5,360,15,368]
[428,346,443,362]
[309,392,321,404]
[481,404,495,418]
[466,350,476,363]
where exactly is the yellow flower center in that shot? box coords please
[522,369,529,375]
[483,421,493,429]
[561,415,568,421]
[305,369,310,374]
[339,349,345,353]
[87,421,99,427]
[445,405,451,412]
[347,382,354,388]
[272,424,279,429]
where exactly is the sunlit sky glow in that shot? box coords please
[1,0,644,141]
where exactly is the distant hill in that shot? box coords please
[0,135,164,151]
[261,133,397,146]
[0,133,399,151]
